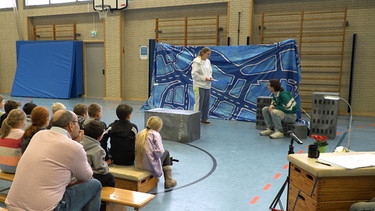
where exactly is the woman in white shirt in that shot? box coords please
[191,47,214,124]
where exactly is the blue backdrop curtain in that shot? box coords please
[142,39,301,122]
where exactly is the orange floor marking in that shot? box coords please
[250,196,260,204]
[22,98,31,103]
[297,149,304,154]
[337,131,342,135]
[104,104,117,110]
[370,124,375,127]
[358,126,365,129]
[263,183,272,190]
[274,173,281,179]
[283,164,289,170]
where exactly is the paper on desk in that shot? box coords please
[319,154,375,169]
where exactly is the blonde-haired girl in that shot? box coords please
[135,116,177,189]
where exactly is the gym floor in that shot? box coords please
[0,94,374,210]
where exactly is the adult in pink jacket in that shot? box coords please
[6,110,102,211]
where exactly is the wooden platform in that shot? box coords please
[0,171,13,203]
[109,165,158,192]
[0,172,14,182]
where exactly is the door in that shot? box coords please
[85,42,105,98]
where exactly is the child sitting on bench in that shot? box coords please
[81,119,115,187]
[101,104,138,166]
[135,116,177,189]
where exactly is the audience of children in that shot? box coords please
[135,116,177,189]
[73,103,88,129]
[83,103,107,129]
[51,102,66,114]
[0,109,27,173]
[47,102,66,129]
[22,102,37,130]
[0,98,179,202]
[81,119,115,187]
[21,106,50,153]
[101,104,138,165]
[6,110,101,211]
[0,100,21,128]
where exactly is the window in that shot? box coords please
[25,0,90,6]
[0,0,16,9]
[50,0,75,4]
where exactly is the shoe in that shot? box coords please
[260,129,274,136]
[163,166,177,189]
[201,120,211,124]
[270,131,284,139]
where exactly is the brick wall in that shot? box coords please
[253,0,375,116]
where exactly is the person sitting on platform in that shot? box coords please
[21,106,50,153]
[47,102,66,129]
[0,100,22,129]
[52,102,66,114]
[22,101,37,130]
[81,119,115,187]
[82,103,107,130]
[74,103,88,129]
[5,109,102,211]
[0,109,26,173]
[135,116,177,189]
[101,104,138,165]
[259,79,298,139]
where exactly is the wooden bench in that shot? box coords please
[102,187,155,211]
[0,207,8,211]
[109,165,158,192]
[0,171,155,211]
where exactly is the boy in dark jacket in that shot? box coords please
[101,104,138,165]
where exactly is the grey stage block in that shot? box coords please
[144,108,200,143]
[310,92,339,139]
[293,123,308,139]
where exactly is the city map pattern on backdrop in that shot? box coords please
[142,39,301,122]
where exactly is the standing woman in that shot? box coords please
[134,116,177,189]
[21,106,50,153]
[0,109,26,173]
[192,47,214,124]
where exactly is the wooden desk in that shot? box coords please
[287,152,375,211]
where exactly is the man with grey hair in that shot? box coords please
[6,109,102,211]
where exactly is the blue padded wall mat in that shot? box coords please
[12,41,83,99]
[71,42,83,98]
